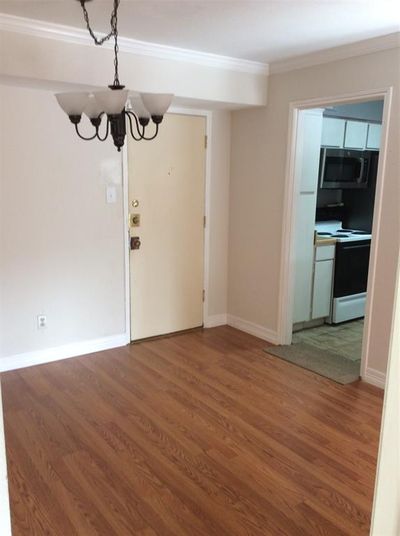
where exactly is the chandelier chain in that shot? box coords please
[79,0,121,86]
[112,3,120,86]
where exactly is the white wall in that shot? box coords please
[229,47,400,376]
[0,84,126,361]
[370,256,400,535]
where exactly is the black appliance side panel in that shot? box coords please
[333,241,371,297]
[342,151,379,232]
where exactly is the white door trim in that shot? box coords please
[277,87,393,386]
[122,107,212,341]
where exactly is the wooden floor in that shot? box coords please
[1,326,383,536]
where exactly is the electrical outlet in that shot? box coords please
[37,315,47,329]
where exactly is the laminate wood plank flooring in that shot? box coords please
[1,326,384,535]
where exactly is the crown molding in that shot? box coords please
[0,13,269,76]
[270,32,400,74]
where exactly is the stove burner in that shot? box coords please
[317,232,332,236]
[352,231,369,235]
[332,234,350,238]
[336,230,349,233]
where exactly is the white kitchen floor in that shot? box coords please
[292,319,364,362]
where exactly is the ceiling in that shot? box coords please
[0,0,399,63]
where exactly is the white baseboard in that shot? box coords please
[0,333,129,373]
[227,314,278,344]
[362,367,386,389]
[203,314,228,328]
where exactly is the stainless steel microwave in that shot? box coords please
[319,148,371,189]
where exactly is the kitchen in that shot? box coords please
[272,100,383,383]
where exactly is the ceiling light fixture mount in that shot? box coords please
[55,0,173,151]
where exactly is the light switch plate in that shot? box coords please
[106,185,117,204]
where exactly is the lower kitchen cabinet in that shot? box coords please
[311,244,335,320]
[311,258,334,319]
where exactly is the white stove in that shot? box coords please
[315,220,371,324]
[315,220,372,243]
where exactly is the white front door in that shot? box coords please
[128,113,206,341]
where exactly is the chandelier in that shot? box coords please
[55,0,173,151]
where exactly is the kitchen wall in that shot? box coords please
[324,99,384,122]
[0,84,231,364]
[229,47,400,377]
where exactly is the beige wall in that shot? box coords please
[0,381,11,536]
[0,84,126,359]
[0,85,231,361]
[0,29,267,107]
[229,47,400,375]
[207,110,231,319]
[370,256,400,535]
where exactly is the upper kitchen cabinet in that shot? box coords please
[321,117,346,148]
[321,117,381,150]
[366,123,382,150]
[296,109,324,192]
[344,120,369,149]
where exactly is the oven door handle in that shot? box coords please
[338,243,370,250]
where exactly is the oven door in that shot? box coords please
[333,240,371,298]
[320,149,370,189]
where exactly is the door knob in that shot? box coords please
[130,236,141,250]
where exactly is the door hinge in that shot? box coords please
[202,289,205,302]
[203,215,206,228]
[204,135,208,149]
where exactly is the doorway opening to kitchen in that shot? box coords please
[275,91,391,385]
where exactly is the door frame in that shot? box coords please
[277,87,393,385]
[122,107,212,341]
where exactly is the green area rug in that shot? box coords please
[263,342,361,384]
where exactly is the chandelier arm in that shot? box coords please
[96,116,110,141]
[127,112,146,141]
[79,0,119,46]
[74,123,99,141]
[141,123,160,141]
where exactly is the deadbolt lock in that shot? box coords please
[130,236,141,250]
[129,213,141,227]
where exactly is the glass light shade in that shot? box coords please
[94,89,129,115]
[130,97,150,119]
[140,93,173,117]
[84,95,104,119]
[55,92,90,116]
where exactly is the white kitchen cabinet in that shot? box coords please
[366,123,382,149]
[344,120,368,149]
[312,258,334,320]
[321,117,345,147]
[293,193,317,324]
[292,109,323,324]
[298,109,324,192]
